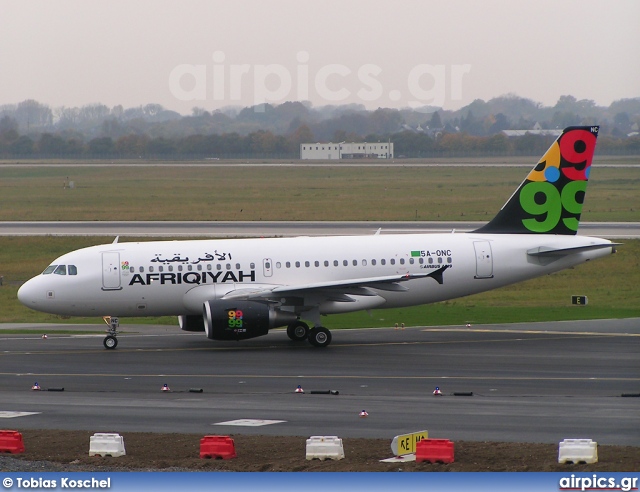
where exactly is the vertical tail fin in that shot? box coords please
[474,126,599,235]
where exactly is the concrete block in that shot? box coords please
[306,436,344,461]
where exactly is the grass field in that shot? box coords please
[1,160,639,222]
[1,159,638,329]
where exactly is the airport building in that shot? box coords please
[300,142,394,160]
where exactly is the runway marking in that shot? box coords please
[213,419,286,427]
[0,411,41,418]
[1,372,639,382]
[1,332,631,357]
[422,328,640,337]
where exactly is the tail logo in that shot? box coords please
[519,128,596,233]
[473,126,599,235]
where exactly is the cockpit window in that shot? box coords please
[43,264,76,275]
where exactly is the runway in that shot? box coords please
[0,319,638,445]
[0,221,638,238]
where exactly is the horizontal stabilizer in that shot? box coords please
[527,243,620,257]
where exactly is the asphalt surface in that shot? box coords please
[0,319,638,445]
[0,221,638,238]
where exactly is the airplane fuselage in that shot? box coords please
[18,232,613,318]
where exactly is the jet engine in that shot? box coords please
[202,300,297,341]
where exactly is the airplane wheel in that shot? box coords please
[308,327,331,348]
[287,321,309,341]
[103,335,118,350]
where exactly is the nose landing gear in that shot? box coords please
[102,316,119,349]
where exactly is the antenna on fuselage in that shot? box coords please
[374,228,382,236]
[112,236,119,244]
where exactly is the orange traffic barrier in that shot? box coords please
[0,430,25,454]
[200,435,237,460]
[416,438,454,463]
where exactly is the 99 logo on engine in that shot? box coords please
[227,310,243,329]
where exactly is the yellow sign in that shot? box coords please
[390,430,428,456]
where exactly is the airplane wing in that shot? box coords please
[221,265,450,301]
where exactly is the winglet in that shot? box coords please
[473,126,599,235]
[425,265,450,285]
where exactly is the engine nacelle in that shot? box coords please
[178,315,205,332]
[203,300,297,341]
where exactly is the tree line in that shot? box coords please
[1,116,638,159]
[1,94,639,158]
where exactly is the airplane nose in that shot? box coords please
[17,278,39,307]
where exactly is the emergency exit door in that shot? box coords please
[102,251,122,290]
[473,241,494,279]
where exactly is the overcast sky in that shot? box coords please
[2,0,638,114]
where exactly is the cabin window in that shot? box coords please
[390,259,395,265]
[207,264,212,270]
[343,260,348,266]
[419,258,424,264]
[295,261,301,268]
[276,262,281,268]
[438,257,443,264]
[409,258,414,264]
[139,266,144,273]
[447,257,452,264]
[286,261,291,268]
[305,261,310,267]
[68,265,77,275]
[381,259,386,265]
[236,263,241,270]
[226,263,231,270]
[333,260,338,267]
[168,265,173,272]
[324,260,329,267]
[43,265,57,275]
[250,263,255,269]
[177,265,183,271]
[149,266,154,272]
[217,264,222,271]
[352,260,357,266]
[197,264,202,271]
[400,258,405,265]
[362,259,367,266]
[129,267,135,273]
[187,265,193,271]
[314,261,319,267]
[371,259,376,266]
[158,266,164,272]
[428,258,433,264]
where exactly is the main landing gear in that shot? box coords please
[102,316,119,350]
[286,321,332,348]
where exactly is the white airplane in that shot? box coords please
[18,126,617,349]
